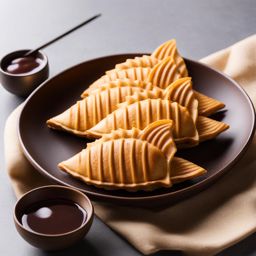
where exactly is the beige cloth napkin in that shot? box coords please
[4,35,256,256]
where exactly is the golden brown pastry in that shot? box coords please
[146,56,183,89]
[151,39,188,76]
[197,116,229,142]
[83,39,188,96]
[122,77,198,122]
[84,67,151,95]
[59,120,206,191]
[48,39,228,192]
[87,99,199,147]
[81,79,156,98]
[47,86,146,135]
[48,77,227,144]
[115,55,160,70]
[48,78,199,136]
[194,91,225,116]
[93,123,206,184]
[83,54,184,96]
[170,157,206,183]
[87,98,229,146]
[82,78,225,118]
[51,79,199,137]
[60,138,171,190]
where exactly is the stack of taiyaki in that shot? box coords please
[47,39,229,191]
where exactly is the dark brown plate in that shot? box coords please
[18,54,255,207]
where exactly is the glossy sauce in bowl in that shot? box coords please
[20,199,87,235]
[5,56,44,75]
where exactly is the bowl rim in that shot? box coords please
[13,185,94,237]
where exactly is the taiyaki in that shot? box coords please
[48,97,200,147]
[59,120,206,191]
[82,77,225,118]
[47,78,199,136]
[83,67,151,95]
[112,39,188,74]
[119,77,199,122]
[47,86,146,134]
[83,56,183,95]
[47,78,198,135]
[87,99,229,147]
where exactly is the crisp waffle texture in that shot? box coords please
[197,116,229,142]
[59,120,206,191]
[151,39,188,76]
[82,78,225,117]
[115,55,160,70]
[49,77,225,139]
[47,86,146,135]
[195,91,225,116]
[124,89,224,121]
[146,57,183,88]
[81,79,156,97]
[87,99,200,146]
[85,67,151,95]
[48,78,203,135]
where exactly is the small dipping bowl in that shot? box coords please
[14,185,94,251]
[0,49,49,97]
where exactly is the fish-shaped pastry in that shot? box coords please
[48,78,227,146]
[47,85,146,134]
[145,56,184,89]
[83,56,183,96]
[87,98,199,145]
[112,39,188,76]
[48,78,200,136]
[119,77,199,122]
[87,99,229,147]
[58,120,206,191]
[48,95,200,147]
[83,67,151,96]
[82,77,225,117]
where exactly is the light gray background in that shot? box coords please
[1,0,256,255]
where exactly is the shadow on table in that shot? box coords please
[217,232,256,256]
[30,214,256,256]
[30,231,256,256]
[36,240,100,256]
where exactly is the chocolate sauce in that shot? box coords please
[21,199,87,234]
[5,56,43,75]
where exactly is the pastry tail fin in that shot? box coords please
[163,77,198,122]
[170,157,206,183]
[146,57,181,89]
[139,120,177,161]
[197,116,229,142]
[194,91,225,116]
[163,77,192,99]
[151,39,188,76]
[151,39,176,60]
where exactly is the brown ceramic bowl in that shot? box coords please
[13,185,94,251]
[0,49,49,97]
